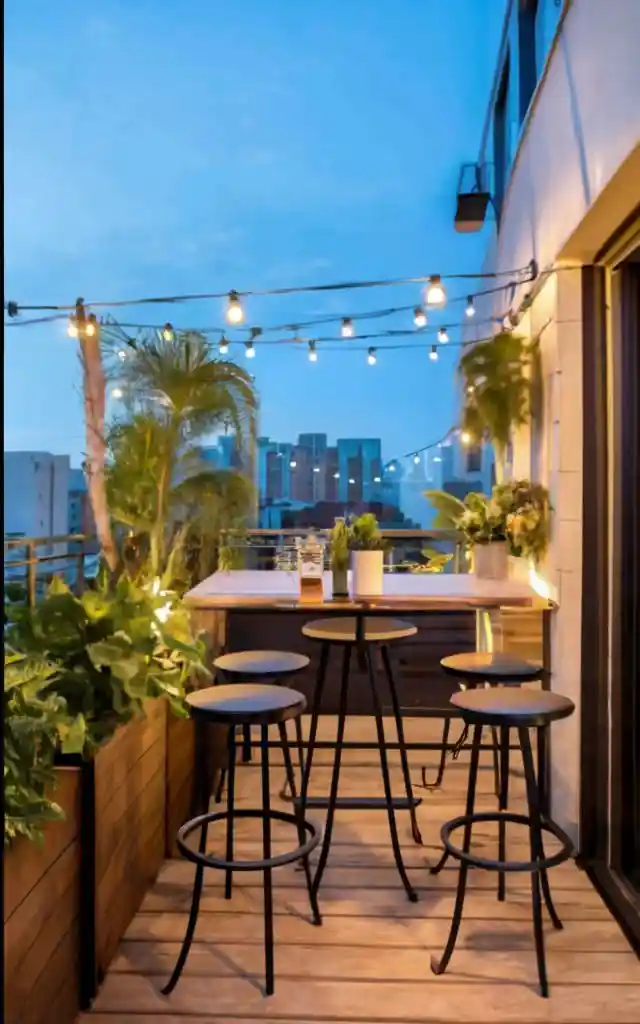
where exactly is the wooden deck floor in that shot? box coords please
[80,716,640,1023]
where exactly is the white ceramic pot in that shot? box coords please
[508,554,530,584]
[351,550,384,597]
[473,541,509,580]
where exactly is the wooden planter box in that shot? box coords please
[3,767,83,1024]
[93,699,167,985]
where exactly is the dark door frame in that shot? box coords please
[580,259,640,953]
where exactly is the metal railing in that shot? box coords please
[224,528,466,573]
[4,533,99,607]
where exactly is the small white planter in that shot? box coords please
[473,541,509,580]
[351,550,384,597]
[508,554,531,584]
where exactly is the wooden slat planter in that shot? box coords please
[165,713,195,858]
[93,700,167,985]
[3,767,83,1024]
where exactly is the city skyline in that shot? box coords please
[4,1,503,465]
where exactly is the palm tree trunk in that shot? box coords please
[493,442,507,484]
[81,332,118,571]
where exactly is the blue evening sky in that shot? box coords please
[4,1,504,467]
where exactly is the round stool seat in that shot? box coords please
[187,683,306,725]
[214,650,310,677]
[451,686,574,727]
[302,616,417,643]
[441,651,543,683]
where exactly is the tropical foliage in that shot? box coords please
[5,574,208,754]
[425,479,550,561]
[4,650,85,845]
[328,517,350,572]
[105,330,257,585]
[458,332,536,482]
[347,513,388,552]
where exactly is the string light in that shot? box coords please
[413,454,421,465]
[367,347,377,365]
[85,314,98,337]
[333,471,340,479]
[438,327,449,343]
[341,317,355,338]
[111,387,124,399]
[162,322,175,342]
[466,384,475,394]
[308,341,318,362]
[460,430,472,445]
[466,295,475,317]
[348,477,356,485]
[226,290,244,326]
[425,274,446,307]
[289,459,297,469]
[429,344,438,361]
[117,349,127,361]
[245,340,256,358]
[387,463,396,472]
[219,336,229,355]
[373,475,381,483]
[413,306,427,328]
[67,317,79,338]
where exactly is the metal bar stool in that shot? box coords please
[299,616,423,904]
[430,686,574,998]
[212,650,310,801]
[162,683,321,998]
[421,652,544,792]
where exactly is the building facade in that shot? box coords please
[475,0,640,943]
[4,451,71,558]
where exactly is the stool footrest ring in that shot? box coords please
[177,809,320,871]
[441,811,574,873]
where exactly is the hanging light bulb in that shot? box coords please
[67,317,79,338]
[388,462,396,472]
[413,454,421,465]
[438,327,449,343]
[117,349,127,362]
[245,340,255,358]
[341,317,354,338]
[466,295,475,317]
[413,306,427,328]
[290,459,297,469]
[219,335,229,355]
[367,347,377,365]
[226,290,244,326]
[162,322,174,342]
[460,430,472,445]
[308,341,318,362]
[429,344,439,362]
[466,383,475,395]
[425,274,446,307]
[85,314,98,337]
[111,386,124,400]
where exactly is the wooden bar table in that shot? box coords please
[184,570,553,900]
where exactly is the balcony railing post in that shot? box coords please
[76,550,86,596]
[26,542,37,608]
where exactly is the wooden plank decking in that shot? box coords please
[79,716,640,1023]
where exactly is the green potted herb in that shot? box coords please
[328,517,350,597]
[348,513,387,596]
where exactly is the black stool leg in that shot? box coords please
[224,729,236,900]
[312,644,351,896]
[260,724,275,996]
[497,725,510,902]
[242,723,252,763]
[299,642,330,816]
[431,722,482,977]
[366,645,418,902]
[380,645,423,845]
[162,720,211,995]
[518,726,549,998]
[421,718,451,789]
[491,725,501,799]
[532,725,563,931]
[278,715,306,802]
[278,721,321,926]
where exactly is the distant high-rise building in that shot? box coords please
[68,467,94,535]
[336,438,382,504]
[3,451,71,558]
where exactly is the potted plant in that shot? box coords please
[493,479,551,576]
[328,518,350,597]
[458,332,536,483]
[348,513,387,596]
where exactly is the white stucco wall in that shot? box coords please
[477,0,640,843]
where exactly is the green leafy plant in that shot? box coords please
[329,518,351,572]
[348,513,387,552]
[458,332,536,482]
[493,479,551,563]
[5,574,208,753]
[4,650,85,846]
[396,546,454,574]
[105,330,257,586]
